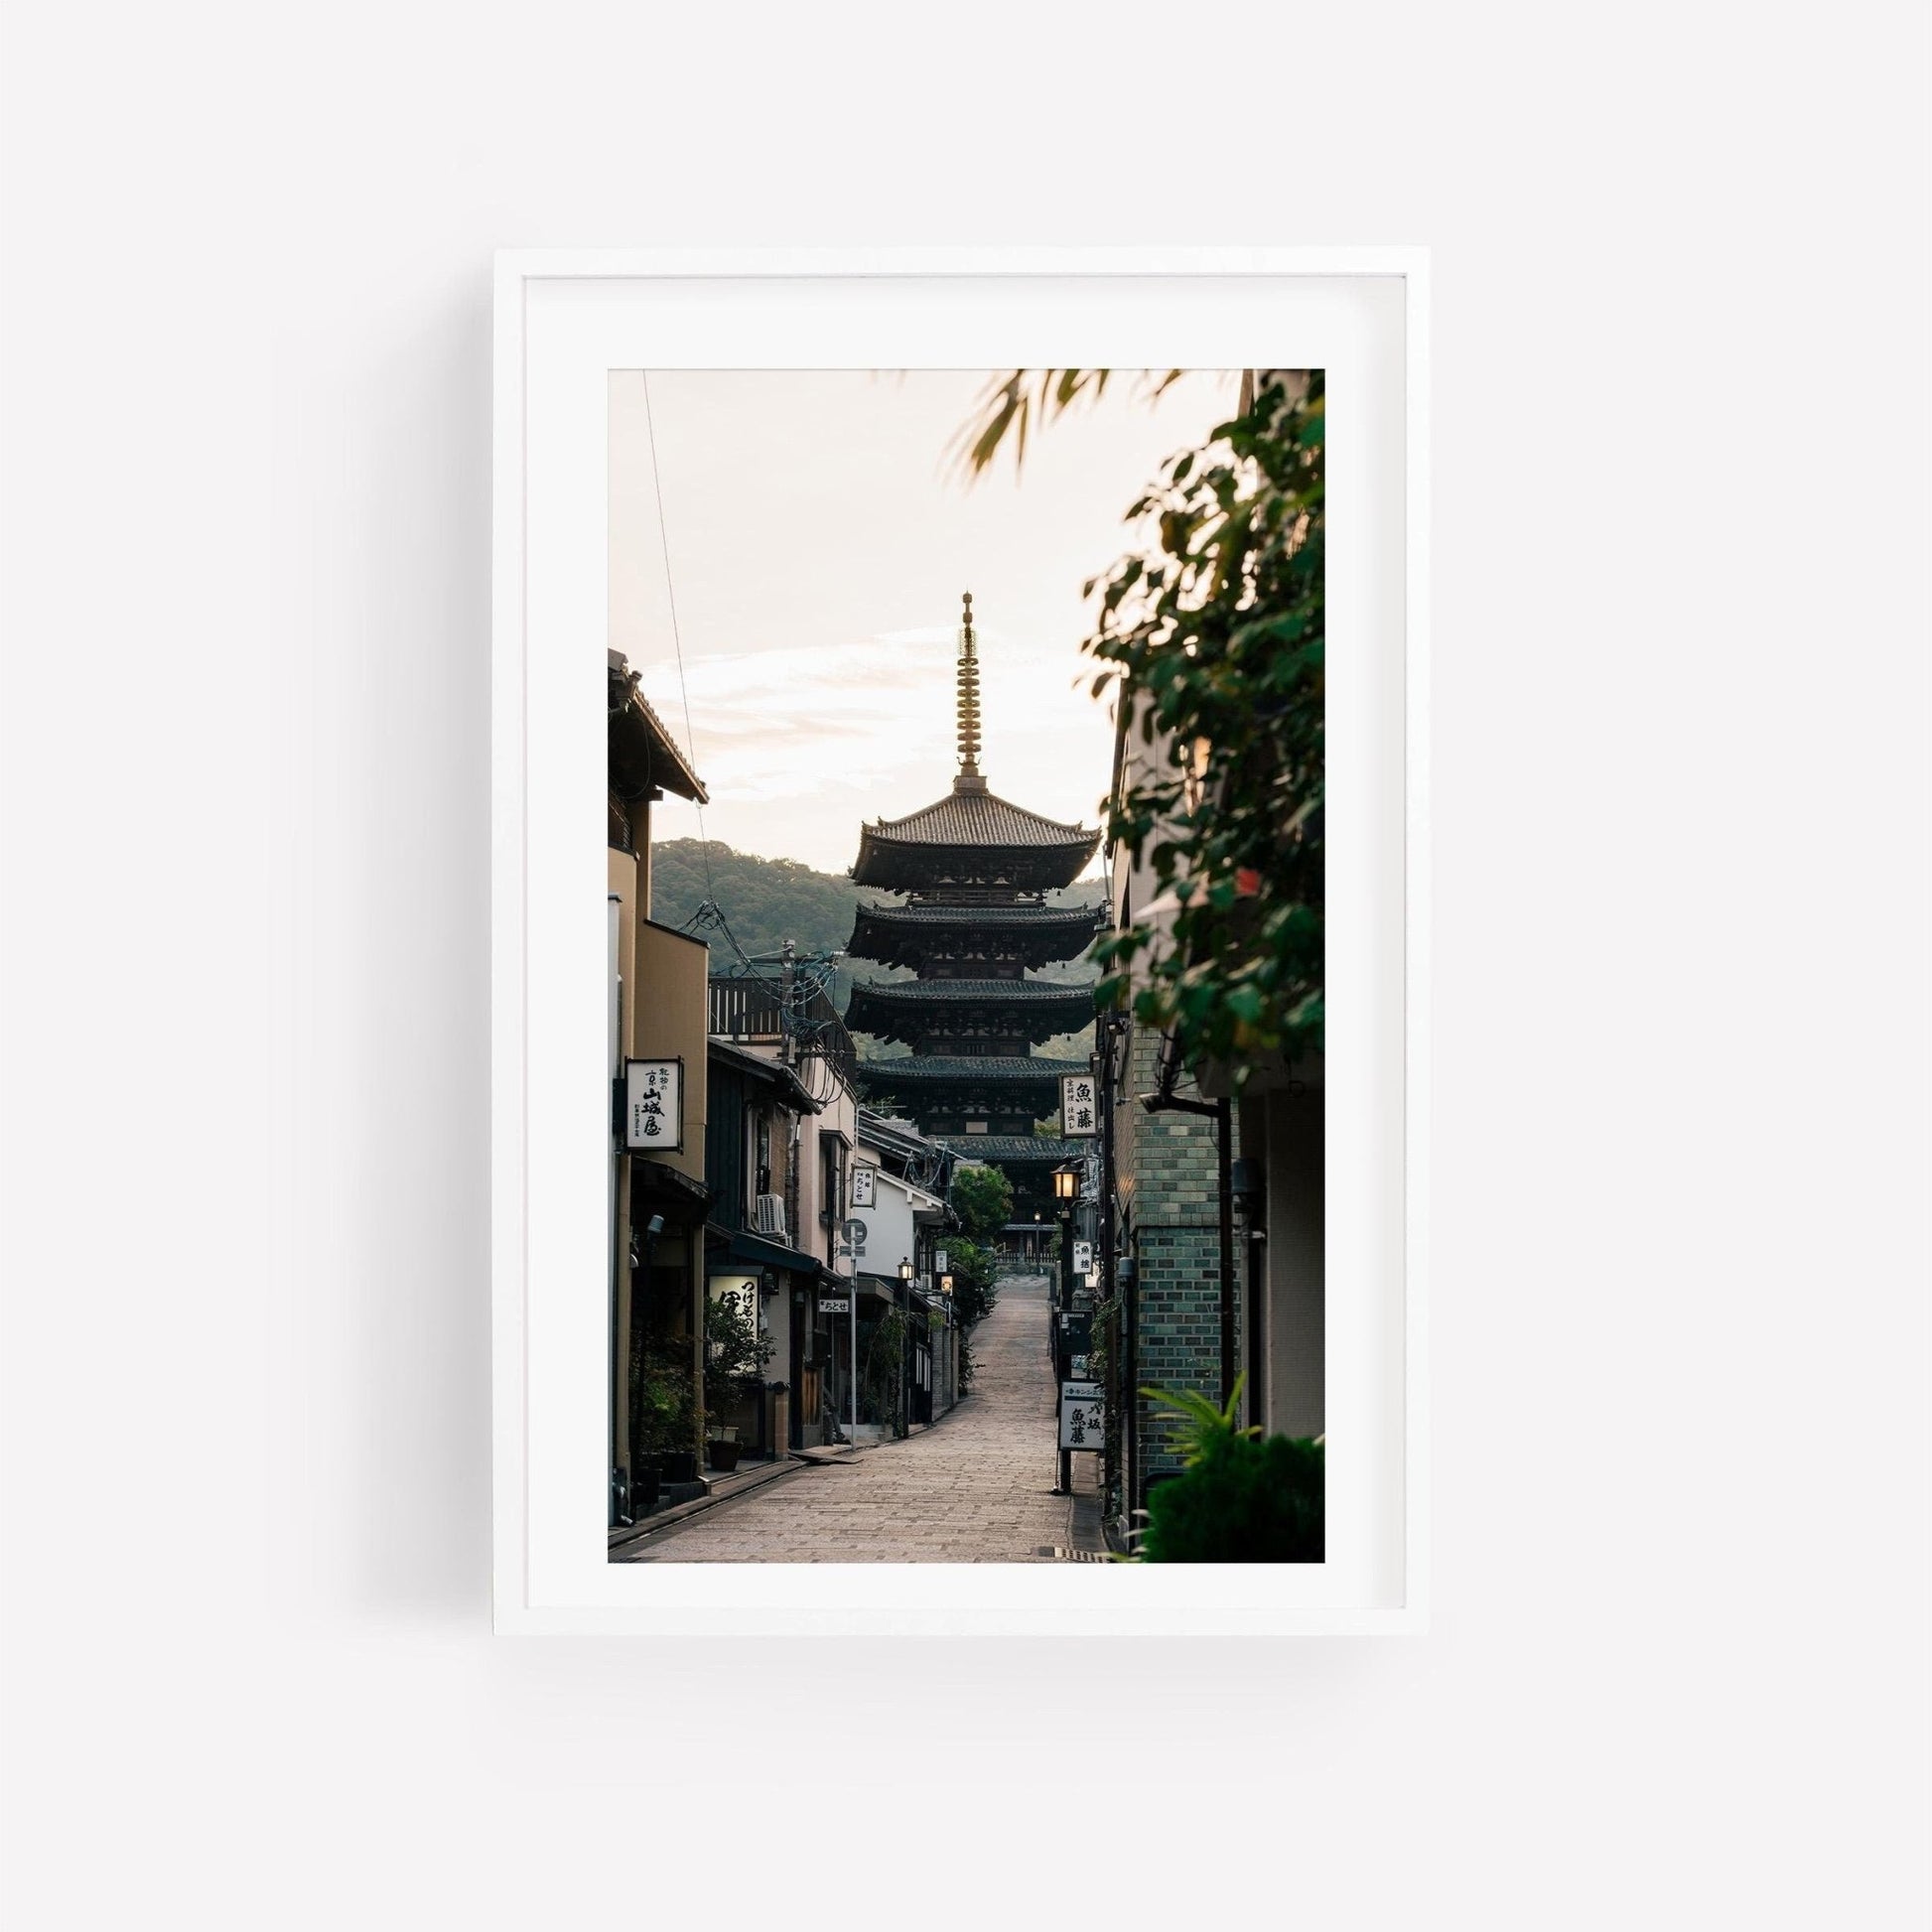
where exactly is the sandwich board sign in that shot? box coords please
[1058,1380,1104,1450]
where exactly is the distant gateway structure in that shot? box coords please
[845,593,1103,1218]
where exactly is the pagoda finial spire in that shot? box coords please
[955,590,986,790]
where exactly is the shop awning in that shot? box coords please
[725,1228,825,1277]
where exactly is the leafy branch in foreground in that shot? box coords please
[948,368,1186,482]
[1085,370,1325,1083]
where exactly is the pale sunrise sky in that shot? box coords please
[609,369,1236,878]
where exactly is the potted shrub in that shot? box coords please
[1134,1378,1324,1563]
[634,1334,699,1486]
[704,1288,773,1468]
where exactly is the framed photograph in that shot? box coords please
[493,249,1428,1633]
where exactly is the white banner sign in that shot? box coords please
[1059,1073,1097,1138]
[1072,1240,1092,1275]
[1059,1380,1104,1450]
[850,1166,876,1207]
[706,1274,759,1339]
[624,1057,683,1152]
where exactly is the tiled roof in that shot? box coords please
[856,1054,1087,1084]
[707,1037,822,1114]
[608,649,708,804]
[937,1136,1094,1163]
[853,900,1106,929]
[864,785,1098,852]
[848,978,1097,1007]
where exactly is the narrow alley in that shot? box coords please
[618,1274,1101,1563]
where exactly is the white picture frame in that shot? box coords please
[493,249,1429,1634]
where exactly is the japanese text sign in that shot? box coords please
[623,1058,683,1152]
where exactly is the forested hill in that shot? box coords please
[650,840,864,968]
[647,839,1101,1026]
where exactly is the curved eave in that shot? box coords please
[845,980,1096,1048]
[855,1055,1088,1090]
[850,834,1100,892]
[937,1136,1093,1164]
[846,903,1105,970]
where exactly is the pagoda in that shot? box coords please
[846,593,1104,1217]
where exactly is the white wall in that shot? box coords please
[847,1162,936,1283]
[2,7,1927,1928]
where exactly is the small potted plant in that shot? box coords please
[706,1427,743,1474]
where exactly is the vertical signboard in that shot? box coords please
[1058,1380,1104,1449]
[623,1057,683,1152]
[850,1165,877,1207]
[1059,1072,1097,1137]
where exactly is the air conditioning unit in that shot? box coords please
[753,1194,788,1242]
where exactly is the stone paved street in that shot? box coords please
[620,1273,1098,1563]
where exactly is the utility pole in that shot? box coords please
[777,937,796,1066]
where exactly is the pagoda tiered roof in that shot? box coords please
[856,1053,1087,1089]
[937,1135,1094,1164]
[851,781,1100,892]
[845,977,1097,1046]
[847,897,1105,969]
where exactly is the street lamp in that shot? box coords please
[897,1258,914,1440]
[1049,1167,1082,1497]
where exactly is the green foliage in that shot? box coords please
[648,840,885,1010]
[951,368,1186,483]
[1148,1378,1259,1464]
[1135,1376,1324,1564]
[942,1234,1000,1332]
[1088,1299,1123,1524]
[948,1163,1014,1241]
[861,1308,909,1437]
[943,1166,1008,1348]
[1085,371,1325,1081]
[703,1289,773,1421]
[947,367,1324,1087]
[631,1333,697,1459]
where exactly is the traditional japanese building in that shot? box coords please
[845,593,1104,1218]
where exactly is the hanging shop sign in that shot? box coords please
[1060,1072,1098,1137]
[706,1275,759,1352]
[1072,1240,1092,1276]
[621,1057,683,1152]
[818,1296,851,1315]
[934,1248,947,1275]
[1058,1381,1104,1449]
[850,1165,877,1207]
